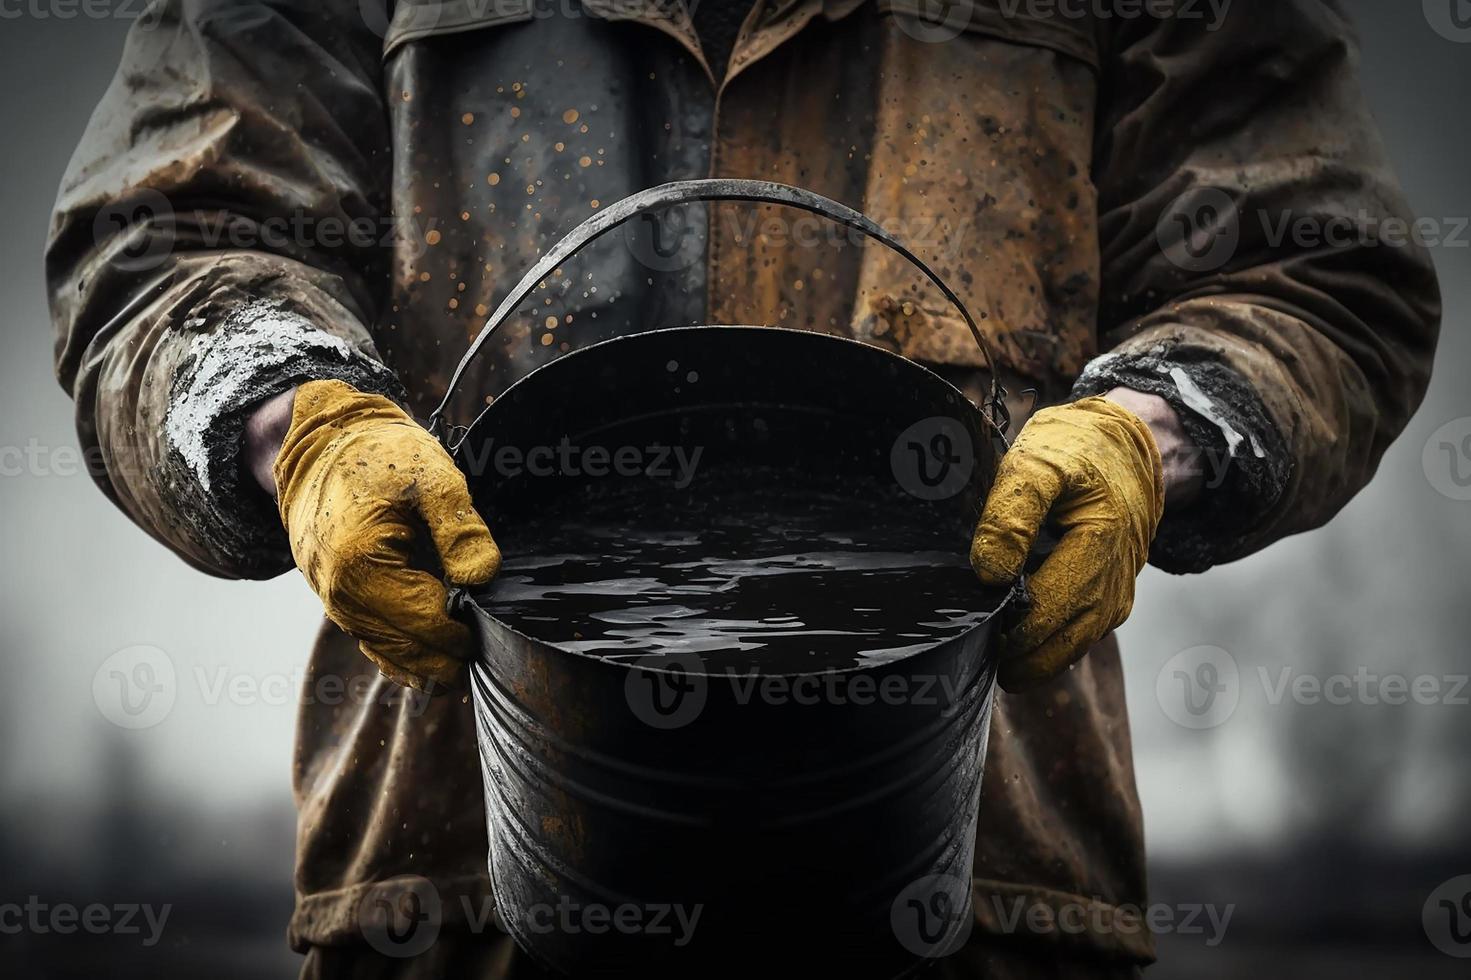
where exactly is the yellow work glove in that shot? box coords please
[970,396,1164,691]
[274,380,501,691]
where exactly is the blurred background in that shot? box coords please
[2,2,1468,977]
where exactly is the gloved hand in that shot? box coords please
[970,396,1164,691]
[274,380,501,691]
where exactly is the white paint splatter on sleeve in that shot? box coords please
[154,298,402,573]
[164,301,376,493]
[1167,365,1264,460]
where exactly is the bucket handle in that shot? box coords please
[426,178,1007,450]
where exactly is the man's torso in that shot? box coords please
[290,1,1151,968]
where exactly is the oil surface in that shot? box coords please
[474,472,1007,671]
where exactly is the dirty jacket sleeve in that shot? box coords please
[47,0,403,579]
[1072,0,1440,573]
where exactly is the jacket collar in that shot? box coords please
[579,0,867,86]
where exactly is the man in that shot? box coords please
[48,0,1438,976]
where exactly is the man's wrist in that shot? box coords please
[1103,387,1204,510]
[244,386,298,499]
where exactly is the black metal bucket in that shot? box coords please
[431,181,1016,976]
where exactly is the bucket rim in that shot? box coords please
[452,323,1020,678]
[445,323,1009,451]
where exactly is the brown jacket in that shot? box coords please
[49,0,1438,969]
